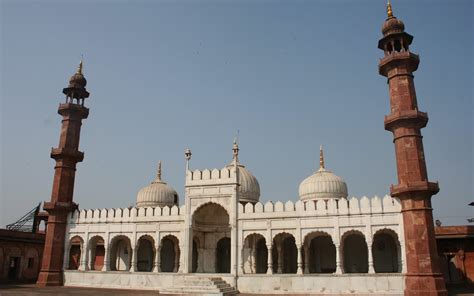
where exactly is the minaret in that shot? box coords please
[37,60,90,286]
[378,2,447,295]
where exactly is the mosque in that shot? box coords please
[36,2,448,295]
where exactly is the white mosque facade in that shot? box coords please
[62,144,406,294]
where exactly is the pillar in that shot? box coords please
[297,245,303,275]
[153,245,160,272]
[277,245,283,274]
[102,245,109,271]
[304,245,310,274]
[251,239,257,273]
[131,244,137,272]
[266,245,273,274]
[335,243,342,274]
[367,240,375,274]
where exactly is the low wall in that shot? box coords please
[64,271,404,294]
[64,271,235,290]
[238,274,404,294]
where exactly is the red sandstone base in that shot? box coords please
[36,270,63,287]
[405,273,448,296]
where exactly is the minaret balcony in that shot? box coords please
[51,147,84,162]
[384,110,429,131]
[378,51,419,77]
[390,181,439,200]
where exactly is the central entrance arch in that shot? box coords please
[191,202,230,273]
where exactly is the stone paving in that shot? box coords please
[0,284,473,296]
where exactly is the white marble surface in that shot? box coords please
[64,271,404,294]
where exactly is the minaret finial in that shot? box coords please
[76,56,83,75]
[387,0,394,18]
[157,161,162,180]
[319,145,325,170]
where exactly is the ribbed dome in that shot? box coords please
[226,163,260,203]
[228,140,260,203]
[136,162,178,208]
[298,146,348,201]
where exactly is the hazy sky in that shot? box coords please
[1,0,472,227]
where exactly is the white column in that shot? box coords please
[304,245,310,274]
[367,240,375,273]
[251,238,257,273]
[130,244,137,272]
[335,243,342,274]
[102,246,109,271]
[63,242,70,270]
[174,244,180,272]
[79,233,89,271]
[153,245,161,272]
[277,245,283,274]
[266,245,273,274]
[297,245,303,275]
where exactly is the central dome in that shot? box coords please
[136,162,178,208]
[298,147,348,201]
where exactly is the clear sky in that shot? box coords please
[1,0,472,227]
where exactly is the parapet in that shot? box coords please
[185,167,237,187]
[238,195,401,216]
[68,204,184,224]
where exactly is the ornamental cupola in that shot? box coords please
[226,140,261,204]
[378,1,414,60]
[298,146,348,201]
[136,161,179,208]
[62,59,90,105]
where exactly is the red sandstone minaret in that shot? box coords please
[37,61,90,286]
[378,2,447,295]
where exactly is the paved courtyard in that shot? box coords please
[0,284,473,296]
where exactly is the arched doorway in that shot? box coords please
[304,233,336,273]
[68,236,83,270]
[88,236,105,271]
[243,234,267,274]
[372,230,400,273]
[110,236,132,271]
[191,203,230,273]
[342,231,368,273]
[216,237,231,273]
[160,235,179,272]
[137,236,155,272]
[272,233,297,274]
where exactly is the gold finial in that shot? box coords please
[157,161,162,180]
[319,145,325,169]
[76,58,83,75]
[387,0,393,18]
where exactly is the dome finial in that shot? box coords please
[319,145,325,170]
[233,137,239,163]
[387,0,394,18]
[157,161,162,181]
[76,56,83,75]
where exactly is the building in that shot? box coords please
[36,2,454,295]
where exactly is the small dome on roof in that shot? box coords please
[136,162,178,208]
[298,146,348,201]
[227,140,260,203]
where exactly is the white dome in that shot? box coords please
[136,162,178,208]
[226,163,260,203]
[298,146,348,201]
[227,141,260,203]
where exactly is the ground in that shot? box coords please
[0,284,474,296]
